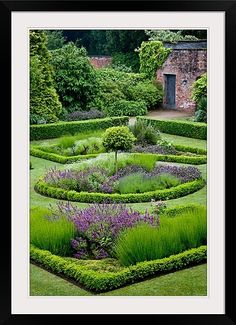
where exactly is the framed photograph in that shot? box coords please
[4,0,235,322]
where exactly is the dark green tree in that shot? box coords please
[30,31,62,124]
[45,30,66,50]
[51,42,98,112]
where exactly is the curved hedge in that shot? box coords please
[30,148,207,165]
[138,117,207,140]
[30,147,99,164]
[30,245,207,293]
[35,178,205,203]
[30,116,129,140]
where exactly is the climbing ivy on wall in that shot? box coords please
[138,41,171,78]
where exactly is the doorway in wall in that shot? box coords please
[164,74,176,109]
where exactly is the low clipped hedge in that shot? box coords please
[106,100,147,117]
[160,203,206,218]
[173,144,207,155]
[30,148,207,165]
[138,117,207,140]
[30,147,99,164]
[30,116,129,141]
[35,178,205,203]
[30,245,207,293]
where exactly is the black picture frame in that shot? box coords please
[3,0,235,323]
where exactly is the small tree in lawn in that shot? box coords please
[102,126,136,173]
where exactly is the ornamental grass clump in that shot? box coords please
[30,207,76,256]
[49,202,160,260]
[115,205,207,266]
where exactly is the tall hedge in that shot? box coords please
[30,31,62,124]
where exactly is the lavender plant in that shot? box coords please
[49,202,160,259]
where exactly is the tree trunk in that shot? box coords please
[115,150,118,173]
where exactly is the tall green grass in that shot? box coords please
[57,130,104,149]
[117,173,180,194]
[30,208,76,256]
[115,205,207,266]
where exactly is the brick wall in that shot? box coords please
[89,56,112,69]
[157,49,207,111]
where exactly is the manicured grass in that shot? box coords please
[30,263,207,296]
[161,133,207,150]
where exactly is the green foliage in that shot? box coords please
[30,31,62,123]
[102,126,136,153]
[117,173,181,194]
[30,207,76,256]
[102,126,136,171]
[126,81,163,109]
[173,144,207,155]
[139,41,171,77]
[35,177,205,203]
[30,244,207,292]
[111,52,140,72]
[30,161,33,170]
[105,100,147,117]
[194,97,207,123]
[51,43,98,112]
[191,73,207,104]
[159,203,205,218]
[115,206,207,266]
[138,117,207,140]
[30,116,129,140]
[45,30,66,50]
[145,30,198,43]
[130,119,161,145]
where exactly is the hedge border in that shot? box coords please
[30,245,207,293]
[173,144,207,155]
[138,117,207,140]
[35,178,205,203]
[30,116,129,141]
[30,148,207,165]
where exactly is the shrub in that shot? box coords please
[30,31,62,123]
[102,126,136,172]
[151,164,201,183]
[49,202,159,259]
[115,206,207,266]
[66,109,105,121]
[194,97,207,123]
[191,73,207,105]
[132,144,177,155]
[105,100,147,117]
[30,244,207,292]
[127,81,163,109]
[51,43,98,112]
[30,207,76,256]
[130,118,161,145]
[111,52,140,72]
[30,116,129,140]
[138,117,207,140]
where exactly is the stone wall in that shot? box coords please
[157,49,207,111]
[89,56,112,69]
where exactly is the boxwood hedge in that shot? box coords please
[30,116,129,140]
[138,117,207,140]
[35,178,205,203]
[30,148,207,165]
[30,245,207,293]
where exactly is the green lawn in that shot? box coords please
[30,263,207,296]
[161,133,207,150]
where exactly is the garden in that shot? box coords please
[30,30,207,296]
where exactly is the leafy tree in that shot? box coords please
[51,42,98,112]
[145,30,199,43]
[102,126,136,172]
[139,41,171,78]
[30,31,62,123]
[45,30,66,50]
[192,73,207,123]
